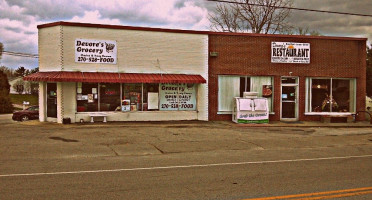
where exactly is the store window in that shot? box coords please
[122,83,143,111]
[77,82,198,112]
[306,78,356,113]
[218,76,274,113]
[100,83,121,111]
[77,83,98,112]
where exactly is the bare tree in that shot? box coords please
[281,26,322,36]
[209,0,293,34]
[0,42,3,60]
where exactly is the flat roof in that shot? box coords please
[38,21,367,41]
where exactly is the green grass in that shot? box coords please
[10,94,38,106]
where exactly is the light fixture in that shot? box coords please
[209,52,218,57]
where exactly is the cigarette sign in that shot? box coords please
[75,38,117,64]
[271,42,310,64]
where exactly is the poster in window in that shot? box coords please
[92,88,97,94]
[159,83,196,111]
[148,92,159,110]
[87,94,94,103]
[159,84,179,111]
[178,83,196,111]
[262,85,272,97]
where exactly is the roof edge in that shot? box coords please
[37,21,209,35]
[37,21,367,41]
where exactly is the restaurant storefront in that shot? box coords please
[208,33,366,122]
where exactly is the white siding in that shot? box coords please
[38,82,46,122]
[39,24,209,122]
[75,111,198,123]
[60,82,77,123]
[39,26,62,71]
[60,26,208,76]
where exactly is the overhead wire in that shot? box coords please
[206,0,372,17]
[2,51,39,58]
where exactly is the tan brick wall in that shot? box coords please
[208,34,366,121]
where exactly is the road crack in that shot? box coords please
[106,144,119,156]
[150,143,165,154]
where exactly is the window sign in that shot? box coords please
[271,42,310,64]
[159,84,179,111]
[159,83,196,111]
[75,38,117,64]
[148,92,159,110]
[178,83,196,111]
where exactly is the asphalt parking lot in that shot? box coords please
[1,114,372,199]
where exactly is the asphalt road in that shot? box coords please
[0,115,371,199]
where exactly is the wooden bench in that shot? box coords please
[321,115,352,123]
[89,113,108,123]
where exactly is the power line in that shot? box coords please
[207,0,372,17]
[2,51,39,58]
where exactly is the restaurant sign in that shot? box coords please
[75,38,117,64]
[271,42,310,64]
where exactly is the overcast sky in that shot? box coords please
[0,0,371,70]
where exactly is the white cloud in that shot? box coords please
[69,10,121,25]
[1,0,372,70]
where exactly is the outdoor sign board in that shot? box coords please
[271,42,310,64]
[75,38,117,64]
[159,83,196,111]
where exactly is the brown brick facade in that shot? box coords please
[208,34,367,121]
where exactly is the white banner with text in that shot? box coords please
[75,38,117,64]
[271,42,310,64]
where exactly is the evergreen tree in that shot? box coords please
[0,70,14,113]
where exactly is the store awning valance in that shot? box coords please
[24,71,206,84]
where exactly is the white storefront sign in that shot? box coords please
[271,42,310,64]
[75,38,117,64]
[159,83,196,111]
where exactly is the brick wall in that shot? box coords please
[208,34,366,121]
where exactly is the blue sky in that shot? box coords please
[0,0,371,70]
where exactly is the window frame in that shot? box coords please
[76,82,199,112]
[305,77,356,115]
[217,75,274,114]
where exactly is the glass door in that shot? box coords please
[47,83,57,118]
[281,77,298,121]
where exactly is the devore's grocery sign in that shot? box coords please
[271,42,310,64]
[75,38,117,64]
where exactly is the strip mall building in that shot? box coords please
[25,21,367,123]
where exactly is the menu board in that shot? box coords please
[159,83,196,111]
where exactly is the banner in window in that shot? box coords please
[159,83,196,111]
[271,42,310,64]
[75,38,117,64]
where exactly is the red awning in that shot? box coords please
[24,71,206,84]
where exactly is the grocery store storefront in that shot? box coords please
[25,22,208,123]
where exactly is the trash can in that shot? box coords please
[63,118,71,124]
